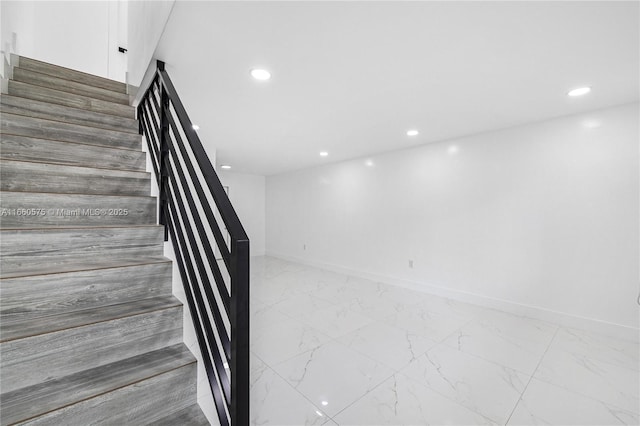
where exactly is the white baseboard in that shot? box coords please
[266,251,639,343]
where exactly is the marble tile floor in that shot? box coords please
[248,257,639,425]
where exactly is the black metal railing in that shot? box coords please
[137,60,249,426]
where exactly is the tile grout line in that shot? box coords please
[251,277,358,421]
[252,280,415,423]
[327,365,398,422]
[260,289,483,422]
[504,325,561,425]
[253,350,340,423]
[252,263,586,424]
[253,272,492,421]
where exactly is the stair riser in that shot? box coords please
[14,363,196,426]
[7,80,134,119]
[14,55,127,94]
[0,160,151,196]
[0,95,138,134]
[1,113,141,150]
[0,227,164,278]
[13,67,129,105]
[0,192,156,229]
[0,135,146,171]
[0,307,183,395]
[0,57,203,426]
[0,262,172,322]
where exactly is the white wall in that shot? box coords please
[220,171,266,257]
[127,0,174,87]
[0,1,127,81]
[266,103,639,335]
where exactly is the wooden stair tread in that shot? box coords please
[0,158,150,178]
[13,67,130,105]
[0,226,164,278]
[1,111,141,145]
[0,343,195,425]
[0,295,181,342]
[6,80,134,119]
[1,260,172,323]
[0,159,151,196]
[0,255,170,280]
[0,191,156,229]
[1,112,141,150]
[0,134,146,172]
[0,94,139,134]
[13,55,128,94]
[0,253,167,280]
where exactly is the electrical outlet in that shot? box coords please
[409,259,414,268]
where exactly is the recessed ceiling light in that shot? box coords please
[220,165,231,169]
[365,160,374,167]
[567,87,591,97]
[321,401,329,406]
[319,151,329,157]
[251,69,271,80]
[192,124,200,130]
[448,145,459,155]
[406,129,419,136]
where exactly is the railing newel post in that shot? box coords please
[230,239,250,425]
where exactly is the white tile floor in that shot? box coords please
[248,257,639,425]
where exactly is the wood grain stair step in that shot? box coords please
[0,343,196,425]
[1,259,172,323]
[0,134,146,172]
[0,255,169,279]
[0,226,164,278]
[5,80,134,119]
[0,95,138,134]
[1,294,180,341]
[0,160,151,196]
[12,55,127,94]
[12,67,130,105]
[1,112,141,150]
[0,191,156,229]
[0,296,184,395]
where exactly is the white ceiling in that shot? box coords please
[155,1,639,176]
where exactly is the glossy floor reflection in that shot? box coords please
[249,257,639,425]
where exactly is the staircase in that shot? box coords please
[0,56,210,425]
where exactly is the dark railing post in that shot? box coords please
[157,60,169,241]
[230,239,250,425]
